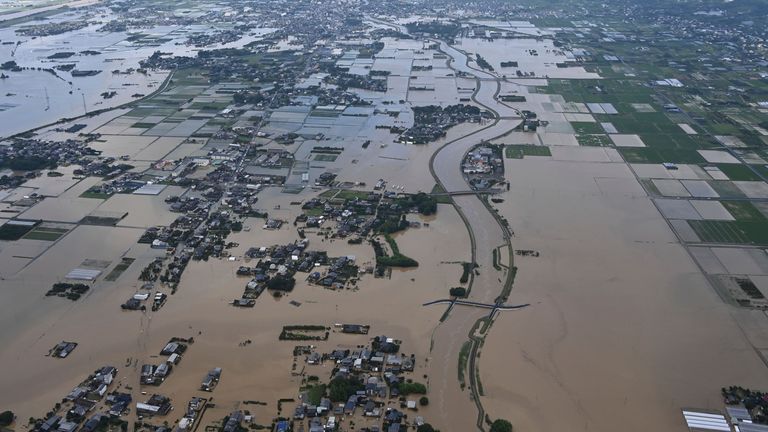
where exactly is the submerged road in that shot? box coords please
[427,41,524,431]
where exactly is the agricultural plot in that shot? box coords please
[655,199,700,220]
[716,164,762,181]
[698,150,740,164]
[709,181,748,198]
[681,180,718,198]
[610,134,645,148]
[690,201,734,221]
[600,122,618,133]
[620,147,706,164]
[678,123,697,134]
[735,181,768,199]
[595,112,682,134]
[544,79,655,105]
[570,122,603,134]
[504,145,552,159]
[631,103,656,112]
[687,201,768,244]
[23,226,68,241]
[652,179,690,197]
[314,154,339,162]
[714,135,747,148]
[562,113,595,122]
[723,201,765,221]
[577,134,613,147]
[688,220,754,244]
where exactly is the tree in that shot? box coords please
[490,419,513,432]
[398,382,427,395]
[328,376,362,402]
[417,424,437,432]
[0,411,15,427]
[267,275,296,291]
[419,396,429,406]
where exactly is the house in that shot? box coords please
[223,411,244,432]
[154,362,171,380]
[307,352,321,365]
[96,366,117,382]
[137,394,172,416]
[81,415,104,432]
[201,368,222,391]
[341,324,369,334]
[364,401,380,417]
[109,400,129,416]
[57,421,78,432]
[140,365,155,385]
[160,342,180,355]
[39,416,61,432]
[386,355,402,367]
[275,420,290,432]
[385,409,403,423]
[343,396,357,415]
[402,358,415,372]
[66,387,87,401]
[69,405,88,419]
[232,298,256,307]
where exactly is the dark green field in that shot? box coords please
[504,145,552,159]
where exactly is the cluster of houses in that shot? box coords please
[252,150,292,168]
[399,104,490,145]
[33,366,123,432]
[291,335,428,432]
[233,240,366,304]
[462,146,501,175]
[299,198,378,239]
[174,397,206,432]
[300,193,388,238]
[222,411,250,432]
[124,287,168,312]
[0,137,99,189]
[315,173,337,187]
[462,145,504,190]
[136,398,205,432]
[82,170,159,196]
[140,205,206,247]
[222,184,263,216]
[306,256,361,289]
[122,256,184,311]
[140,209,243,279]
[140,341,188,386]
[234,240,327,302]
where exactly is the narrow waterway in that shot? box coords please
[427,38,522,431]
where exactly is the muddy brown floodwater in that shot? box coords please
[479,152,768,432]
